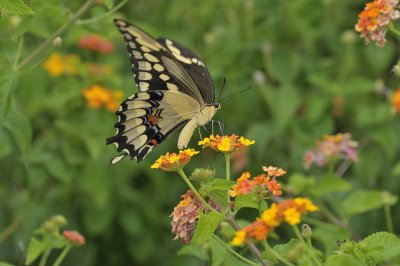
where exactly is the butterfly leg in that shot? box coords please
[198,127,203,140]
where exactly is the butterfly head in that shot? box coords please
[212,102,221,109]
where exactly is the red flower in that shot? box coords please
[63,230,85,246]
[78,35,114,53]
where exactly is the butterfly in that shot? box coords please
[106,19,221,164]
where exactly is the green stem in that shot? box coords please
[39,247,51,266]
[264,240,295,266]
[389,23,400,36]
[76,0,128,25]
[212,235,260,266]
[225,153,231,181]
[53,245,72,266]
[0,218,22,244]
[176,169,220,215]
[292,225,321,266]
[12,37,24,70]
[384,205,394,234]
[314,198,345,227]
[15,0,96,71]
[302,217,339,231]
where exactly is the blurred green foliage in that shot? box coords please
[1,0,400,265]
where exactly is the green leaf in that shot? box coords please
[0,0,34,15]
[177,245,208,261]
[4,110,32,161]
[0,69,17,121]
[341,77,375,95]
[103,0,114,9]
[191,212,223,245]
[211,179,236,190]
[342,190,398,216]
[0,262,16,266]
[311,173,351,197]
[209,237,228,266]
[287,174,316,195]
[360,231,400,263]
[273,238,300,258]
[392,161,400,176]
[220,252,250,266]
[234,193,262,213]
[25,237,45,265]
[208,189,229,209]
[269,49,301,83]
[324,254,364,266]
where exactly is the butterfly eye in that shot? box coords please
[213,103,221,109]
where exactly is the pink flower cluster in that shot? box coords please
[303,133,359,169]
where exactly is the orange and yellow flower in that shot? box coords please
[355,0,400,47]
[82,84,123,112]
[229,166,284,197]
[63,230,85,246]
[231,198,318,246]
[78,34,114,54]
[198,134,255,153]
[43,52,80,77]
[391,88,400,112]
[151,149,199,171]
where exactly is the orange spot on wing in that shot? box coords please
[149,139,158,145]
[147,114,160,125]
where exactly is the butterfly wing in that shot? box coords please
[107,19,215,163]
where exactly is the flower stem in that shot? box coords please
[0,218,22,244]
[263,240,295,266]
[389,23,400,36]
[292,225,321,266]
[384,205,394,234]
[177,169,220,215]
[225,153,231,181]
[39,247,51,266]
[12,36,24,70]
[212,235,260,266]
[76,0,128,25]
[53,244,72,266]
[15,0,96,71]
[225,215,268,266]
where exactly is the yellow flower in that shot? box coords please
[82,84,123,112]
[294,197,319,212]
[198,134,255,153]
[151,149,199,171]
[261,203,280,227]
[392,89,400,113]
[43,52,80,76]
[283,207,301,225]
[231,230,246,246]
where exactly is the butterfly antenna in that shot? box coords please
[218,112,225,135]
[220,85,251,102]
[217,78,226,102]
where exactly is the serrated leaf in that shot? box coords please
[211,179,235,191]
[234,194,266,213]
[208,189,229,209]
[342,190,397,216]
[0,0,34,15]
[25,237,45,265]
[5,110,32,161]
[360,231,400,263]
[324,254,364,266]
[177,245,208,261]
[191,212,223,245]
[273,238,300,258]
[311,173,351,196]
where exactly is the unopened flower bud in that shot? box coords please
[190,168,215,182]
[392,60,400,77]
[51,215,67,227]
[9,16,21,28]
[341,30,356,44]
[42,221,56,232]
[53,36,62,47]
[301,224,312,238]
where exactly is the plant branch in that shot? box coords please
[292,225,322,266]
[0,218,23,244]
[263,240,295,266]
[225,215,269,266]
[177,169,220,215]
[53,245,72,266]
[212,234,260,266]
[384,205,394,234]
[15,0,96,71]
[76,0,128,25]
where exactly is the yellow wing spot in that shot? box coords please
[191,58,198,63]
[140,46,151,53]
[138,72,152,81]
[128,42,136,48]
[126,28,143,39]
[159,74,170,81]
[153,63,164,72]
[173,53,192,64]
[138,61,152,71]
[132,51,143,59]
[144,53,159,63]
[139,82,150,91]
[167,83,179,91]
[136,38,161,51]
[124,33,133,40]
[115,20,127,27]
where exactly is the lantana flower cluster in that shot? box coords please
[82,84,123,112]
[43,52,80,77]
[151,149,199,171]
[391,88,400,113]
[355,0,400,47]
[229,166,286,197]
[78,34,114,54]
[231,198,318,246]
[303,133,359,169]
[198,134,255,153]
[170,190,210,243]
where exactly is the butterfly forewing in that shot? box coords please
[107,19,216,163]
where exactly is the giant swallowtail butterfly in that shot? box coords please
[106,19,220,163]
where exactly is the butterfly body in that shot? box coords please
[107,19,220,163]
